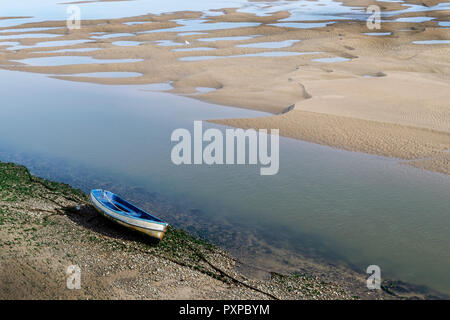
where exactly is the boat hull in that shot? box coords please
[90,190,168,240]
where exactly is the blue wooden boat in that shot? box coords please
[90,189,168,240]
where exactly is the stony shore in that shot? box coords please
[1,0,448,175]
[0,160,418,300]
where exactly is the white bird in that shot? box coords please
[185,40,190,45]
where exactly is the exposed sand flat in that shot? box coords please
[404,152,450,175]
[0,0,449,175]
[212,109,450,160]
[292,72,450,133]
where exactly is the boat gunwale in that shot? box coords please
[91,202,166,240]
[90,189,168,227]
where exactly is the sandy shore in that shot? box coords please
[1,0,449,174]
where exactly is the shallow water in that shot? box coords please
[313,57,350,63]
[154,40,184,46]
[177,32,207,36]
[91,33,136,39]
[5,39,95,51]
[1,0,450,29]
[140,82,173,91]
[123,22,149,26]
[236,40,300,48]
[179,51,320,61]
[39,48,101,53]
[13,56,143,66]
[112,41,142,46]
[0,33,62,40]
[61,72,142,78]
[267,22,334,29]
[173,47,216,52]
[196,86,217,93]
[198,36,258,42]
[143,20,261,34]
[0,41,19,47]
[413,40,450,45]
[1,68,450,296]
[363,32,392,36]
[2,0,450,298]
[0,0,361,27]
[0,27,62,33]
[395,17,434,23]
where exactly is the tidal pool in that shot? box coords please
[198,36,258,42]
[144,20,261,34]
[154,40,184,46]
[5,39,95,51]
[179,51,320,61]
[395,17,434,23]
[1,0,449,29]
[173,47,216,52]
[91,33,136,39]
[268,22,334,29]
[38,48,101,53]
[313,57,350,63]
[363,32,392,36]
[0,27,62,33]
[0,33,61,40]
[123,21,149,26]
[12,56,143,66]
[413,40,450,45]
[236,40,300,48]
[112,41,142,46]
[140,82,174,91]
[196,86,217,93]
